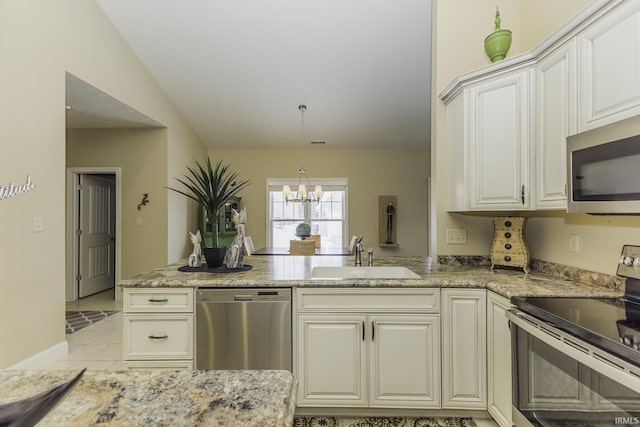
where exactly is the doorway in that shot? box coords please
[66,167,122,302]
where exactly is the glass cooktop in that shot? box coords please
[512,295,640,366]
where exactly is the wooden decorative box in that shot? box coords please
[490,216,530,273]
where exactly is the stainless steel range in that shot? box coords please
[508,245,640,427]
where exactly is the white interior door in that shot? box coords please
[78,174,116,298]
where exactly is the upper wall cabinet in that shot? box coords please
[533,40,577,210]
[447,69,531,211]
[578,1,640,132]
[441,0,639,212]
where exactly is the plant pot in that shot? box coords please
[203,246,227,268]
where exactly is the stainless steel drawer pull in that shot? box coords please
[148,298,169,303]
[148,334,168,340]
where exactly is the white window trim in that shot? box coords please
[266,178,349,247]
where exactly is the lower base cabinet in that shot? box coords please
[487,291,513,427]
[122,288,194,370]
[296,289,441,409]
[441,289,487,409]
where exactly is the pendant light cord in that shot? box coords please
[299,104,306,173]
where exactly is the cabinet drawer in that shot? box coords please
[297,288,440,313]
[123,288,193,312]
[122,360,194,370]
[123,314,193,360]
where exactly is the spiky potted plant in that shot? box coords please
[168,156,250,268]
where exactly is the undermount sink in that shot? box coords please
[311,266,421,279]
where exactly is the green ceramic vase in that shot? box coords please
[484,7,512,62]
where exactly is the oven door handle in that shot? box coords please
[506,309,640,393]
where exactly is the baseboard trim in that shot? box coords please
[8,341,69,369]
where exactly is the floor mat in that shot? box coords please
[65,311,118,334]
[293,417,477,427]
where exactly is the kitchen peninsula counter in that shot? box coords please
[0,369,295,426]
[119,256,624,299]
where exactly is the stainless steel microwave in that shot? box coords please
[567,115,640,214]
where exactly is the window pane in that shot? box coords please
[272,220,301,247]
[311,191,344,220]
[270,191,304,220]
[311,221,343,248]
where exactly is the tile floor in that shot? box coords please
[33,288,124,371]
[32,288,499,426]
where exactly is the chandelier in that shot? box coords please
[283,104,322,203]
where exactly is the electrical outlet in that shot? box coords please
[446,229,467,244]
[135,217,142,226]
[569,234,580,252]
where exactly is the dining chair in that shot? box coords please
[289,240,315,255]
[348,235,358,254]
[307,234,321,248]
[244,236,255,256]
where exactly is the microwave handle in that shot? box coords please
[521,185,525,205]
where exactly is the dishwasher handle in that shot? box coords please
[234,295,253,301]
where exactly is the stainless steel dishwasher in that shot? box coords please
[195,288,291,371]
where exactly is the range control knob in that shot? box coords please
[623,256,634,266]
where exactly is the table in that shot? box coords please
[253,247,351,256]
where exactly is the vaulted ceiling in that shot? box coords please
[74,0,432,149]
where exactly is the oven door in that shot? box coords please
[508,310,640,427]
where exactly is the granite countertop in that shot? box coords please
[118,255,624,300]
[0,369,295,427]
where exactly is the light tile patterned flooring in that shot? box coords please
[34,288,124,371]
[35,288,499,427]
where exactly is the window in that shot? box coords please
[267,179,348,248]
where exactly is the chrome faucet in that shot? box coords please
[354,236,364,266]
[367,248,374,266]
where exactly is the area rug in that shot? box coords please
[293,416,476,427]
[65,311,118,334]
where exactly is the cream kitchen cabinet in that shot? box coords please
[443,0,640,213]
[578,0,640,132]
[487,292,513,427]
[533,39,577,210]
[295,288,441,409]
[441,289,487,409]
[447,69,531,211]
[122,288,194,370]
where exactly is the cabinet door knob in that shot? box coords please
[504,232,512,239]
[505,221,512,227]
[505,243,512,250]
[504,256,512,262]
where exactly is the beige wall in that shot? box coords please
[67,128,170,279]
[519,0,592,51]
[0,0,204,368]
[209,148,430,256]
[432,0,640,275]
